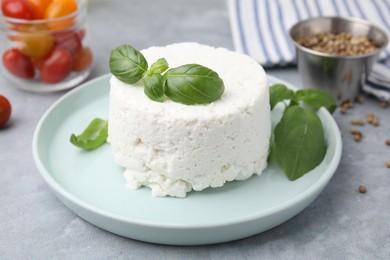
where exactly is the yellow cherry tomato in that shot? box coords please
[13,24,54,58]
[44,0,78,30]
[44,0,77,19]
[27,0,53,19]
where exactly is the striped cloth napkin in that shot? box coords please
[227,0,390,101]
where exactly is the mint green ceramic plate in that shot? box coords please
[33,74,342,245]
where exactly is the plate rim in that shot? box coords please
[32,73,342,230]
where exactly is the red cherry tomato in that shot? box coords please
[53,31,81,54]
[0,95,12,128]
[1,0,33,19]
[27,0,52,19]
[40,48,72,83]
[72,47,92,72]
[2,48,35,79]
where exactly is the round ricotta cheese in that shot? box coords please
[108,42,271,197]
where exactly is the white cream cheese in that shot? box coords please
[108,42,271,197]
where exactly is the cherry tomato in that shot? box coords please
[40,48,72,83]
[1,0,33,19]
[72,47,92,72]
[12,24,54,58]
[44,0,77,18]
[53,31,81,54]
[30,56,45,70]
[0,95,12,128]
[2,48,35,79]
[27,0,52,19]
[76,27,86,40]
[44,0,77,30]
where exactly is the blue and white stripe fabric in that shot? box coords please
[227,0,390,100]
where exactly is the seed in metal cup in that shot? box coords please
[289,16,388,102]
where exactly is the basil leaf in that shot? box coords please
[269,84,295,110]
[274,106,326,181]
[143,74,165,102]
[148,58,169,75]
[164,64,224,105]
[109,44,148,84]
[296,89,337,114]
[70,118,108,151]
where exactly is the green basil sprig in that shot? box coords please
[109,44,224,105]
[70,118,108,151]
[269,84,336,181]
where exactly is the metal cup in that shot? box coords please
[289,16,388,102]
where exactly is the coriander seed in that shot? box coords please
[386,139,390,146]
[355,95,365,104]
[380,101,389,108]
[354,133,362,142]
[297,32,378,56]
[351,117,365,126]
[367,112,379,126]
[340,106,348,114]
[359,185,367,193]
[386,160,390,168]
[350,127,362,142]
[342,99,354,109]
[350,127,358,134]
[354,131,362,141]
[372,117,380,126]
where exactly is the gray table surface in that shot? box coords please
[1,0,390,258]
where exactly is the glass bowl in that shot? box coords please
[0,0,93,92]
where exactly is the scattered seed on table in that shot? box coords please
[386,139,390,146]
[350,127,362,142]
[340,106,348,114]
[367,112,380,126]
[354,133,362,142]
[350,127,359,134]
[339,100,355,114]
[380,101,389,108]
[355,95,365,104]
[359,185,367,193]
[343,99,354,109]
[351,117,365,126]
[386,160,390,168]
